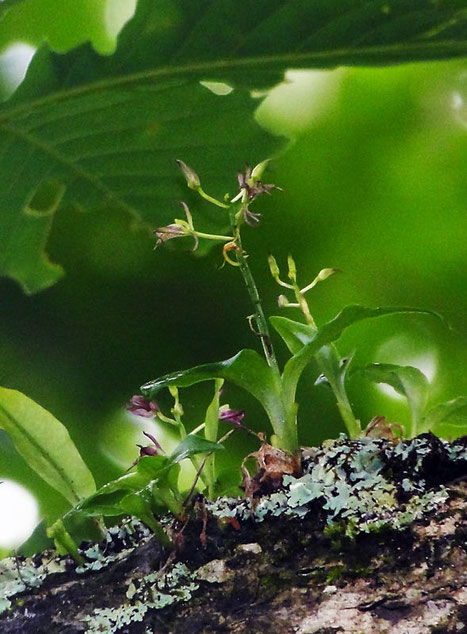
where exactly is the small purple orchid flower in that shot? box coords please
[219,405,245,427]
[137,431,164,456]
[130,431,164,469]
[127,395,159,418]
[237,164,276,202]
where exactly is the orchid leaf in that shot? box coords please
[0,0,25,19]
[119,490,171,545]
[281,306,438,409]
[141,348,285,430]
[355,363,429,432]
[2,1,467,292]
[421,396,467,438]
[168,434,224,464]
[77,455,171,514]
[0,386,95,506]
[270,316,316,354]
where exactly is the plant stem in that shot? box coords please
[229,209,280,376]
[291,281,361,439]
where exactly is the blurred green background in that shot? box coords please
[0,0,466,544]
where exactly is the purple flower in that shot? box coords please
[154,223,185,246]
[130,432,164,468]
[154,202,199,251]
[219,406,245,427]
[237,165,276,202]
[127,395,159,418]
[137,431,164,457]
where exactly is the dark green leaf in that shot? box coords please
[169,434,224,464]
[77,454,171,516]
[282,306,438,408]
[141,349,285,432]
[0,386,96,505]
[2,0,467,291]
[421,396,467,438]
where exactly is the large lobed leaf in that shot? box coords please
[0,386,96,505]
[1,0,467,292]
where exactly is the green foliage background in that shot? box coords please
[0,0,466,525]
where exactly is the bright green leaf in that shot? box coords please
[0,386,96,506]
[421,396,467,438]
[282,305,438,410]
[2,0,467,292]
[0,0,26,19]
[270,316,316,354]
[355,363,429,433]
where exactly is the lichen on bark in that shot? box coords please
[0,433,466,633]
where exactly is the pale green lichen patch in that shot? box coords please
[76,519,151,574]
[0,554,66,614]
[207,434,465,535]
[83,562,198,633]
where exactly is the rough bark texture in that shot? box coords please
[1,435,466,634]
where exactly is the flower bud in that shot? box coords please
[219,405,245,427]
[287,254,297,282]
[127,395,159,418]
[317,267,340,281]
[268,254,280,281]
[249,159,270,184]
[175,159,200,189]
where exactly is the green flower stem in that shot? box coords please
[229,208,280,377]
[197,186,230,209]
[194,231,233,241]
[317,346,361,439]
[291,281,361,439]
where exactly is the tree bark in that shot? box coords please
[1,435,466,634]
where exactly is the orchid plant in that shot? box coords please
[1,159,466,558]
[137,159,440,458]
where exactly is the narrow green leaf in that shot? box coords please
[169,434,224,465]
[355,363,429,432]
[205,379,223,444]
[203,379,224,498]
[282,306,437,409]
[141,349,285,433]
[421,396,467,438]
[0,386,95,505]
[3,1,467,291]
